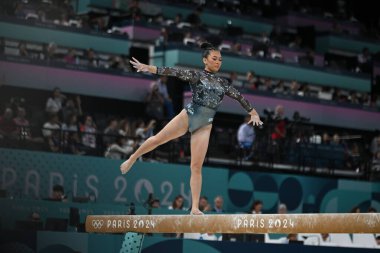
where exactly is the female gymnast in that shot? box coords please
[120,42,263,215]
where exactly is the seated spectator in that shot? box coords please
[0,108,16,139]
[212,196,224,213]
[63,48,76,64]
[258,78,272,92]
[86,48,98,67]
[199,196,211,212]
[322,132,331,145]
[368,207,377,213]
[278,203,288,214]
[273,80,286,94]
[103,118,119,147]
[50,184,67,202]
[64,132,86,155]
[150,199,160,208]
[376,235,380,246]
[168,195,186,210]
[105,136,135,160]
[249,200,263,214]
[289,80,299,96]
[45,87,66,115]
[62,113,79,132]
[279,233,299,244]
[42,114,61,152]
[351,206,361,213]
[13,107,43,142]
[80,115,97,149]
[146,83,164,120]
[228,72,243,87]
[45,42,57,60]
[18,42,29,57]
[246,71,258,90]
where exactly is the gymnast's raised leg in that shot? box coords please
[120,109,188,173]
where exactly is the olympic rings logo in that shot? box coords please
[92,220,104,229]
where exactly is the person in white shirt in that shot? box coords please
[237,115,255,160]
[45,87,66,114]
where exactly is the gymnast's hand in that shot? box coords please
[129,57,150,72]
[248,108,263,127]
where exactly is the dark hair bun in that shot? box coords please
[200,42,214,50]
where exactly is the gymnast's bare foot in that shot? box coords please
[120,156,137,174]
[190,209,204,215]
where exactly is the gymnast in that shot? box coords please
[120,42,263,215]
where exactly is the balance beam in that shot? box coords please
[85,213,380,234]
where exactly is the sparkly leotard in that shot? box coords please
[157,67,253,132]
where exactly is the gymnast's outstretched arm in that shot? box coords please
[129,57,199,83]
[224,80,263,126]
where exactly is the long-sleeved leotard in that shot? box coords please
[157,67,253,112]
[156,67,253,132]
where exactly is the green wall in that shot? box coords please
[156,49,371,92]
[0,21,130,54]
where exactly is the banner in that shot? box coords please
[0,148,379,213]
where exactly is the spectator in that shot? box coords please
[246,71,257,90]
[13,107,43,142]
[376,235,380,246]
[322,132,331,145]
[370,132,380,160]
[288,36,302,49]
[63,48,76,64]
[62,96,82,123]
[103,118,119,147]
[173,13,183,26]
[186,7,202,28]
[229,72,243,87]
[118,119,133,137]
[42,114,61,152]
[299,50,314,66]
[289,80,299,96]
[237,115,255,160]
[62,113,79,132]
[351,206,360,213]
[357,47,371,73]
[50,184,66,202]
[45,42,57,60]
[271,105,286,145]
[135,119,156,143]
[0,107,16,139]
[321,233,331,243]
[279,233,298,244]
[168,195,186,210]
[18,42,29,57]
[105,136,134,159]
[155,76,174,118]
[80,115,97,149]
[250,200,263,214]
[199,196,211,212]
[45,87,66,115]
[273,80,286,94]
[86,48,98,67]
[150,199,160,208]
[278,203,288,214]
[128,0,142,21]
[146,83,164,120]
[64,132,85,155]
[231,42,242,55]
[258,78,272,92]
[368,207,377,213]
[212,196,224,213]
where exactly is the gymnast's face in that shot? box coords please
[203,50,222,73]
